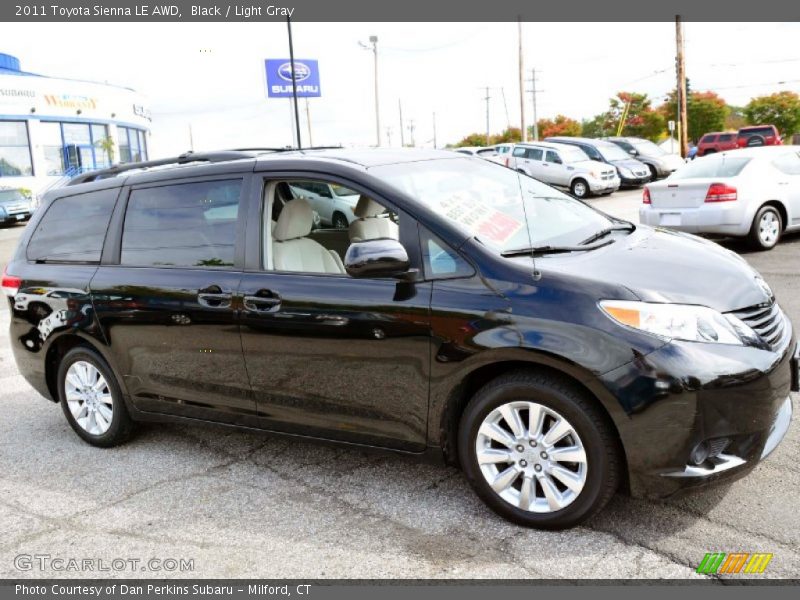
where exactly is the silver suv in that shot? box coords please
[508,142,620,198]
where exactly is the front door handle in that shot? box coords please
[244,289,281,312]
[198,285,232,308]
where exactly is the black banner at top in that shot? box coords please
[1,0,799,22]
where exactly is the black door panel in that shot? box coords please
[238,273,432,451]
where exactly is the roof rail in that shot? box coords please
[228,145,344,153]
[66,150,258,186]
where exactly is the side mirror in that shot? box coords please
[629,149,638,156]
[345,239,410,278]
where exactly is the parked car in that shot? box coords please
[453,146,483,156]
[640,146,800,250]
[4,148,795,529]
[545,137,651,187]
[289,180,360,229]
[508,141,619,197]
[737,125,782,148]
[477,143,516,166]
[0,187,34,226]
[604,136,685,179]
[696,132,738,157]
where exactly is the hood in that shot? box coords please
[609,158,648,171]
[536,226,770,313]
[571,159,614,173]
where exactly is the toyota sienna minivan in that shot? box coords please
[4,148,796,529]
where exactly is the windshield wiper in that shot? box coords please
[578,223,636,246]
[501,239,614,258]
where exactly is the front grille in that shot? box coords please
[729,301,789,349]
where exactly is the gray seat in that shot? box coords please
[272,199,345,274]
[349,195,399,242]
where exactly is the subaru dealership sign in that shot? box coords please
[265,59,321,98]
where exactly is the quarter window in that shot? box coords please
[421,230,473,279]
[27,189,118,263]
[121,179,242,268]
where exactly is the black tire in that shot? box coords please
[570,178,590,199]
[458,370,620,529]
[748,205,782,251]
[57,346,134,447]
[746,135,765,147]
[647,164,658,181]
[332,212,349,230]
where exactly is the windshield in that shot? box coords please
[670,157,751,179]
[632,140,666,155]
[558,146,591,164]
[0,189,27,204]
[595,142,631,161]
[331,184,358,197]
[369,157,613,254]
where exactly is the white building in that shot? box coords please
[0,52,151,194]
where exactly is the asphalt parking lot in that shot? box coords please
[1,192,798,579]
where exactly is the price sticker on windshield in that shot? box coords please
[436,194,523,245]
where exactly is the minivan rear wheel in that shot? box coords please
[57,347,133,447]
[458,371,620,529]
[748,205,782,250]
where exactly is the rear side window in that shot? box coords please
[121,179,242,268]
[27,189,118,263]
[671,157,751,179]
[718,134,734,142]
[701,134,718,143]
[527,148,543,160]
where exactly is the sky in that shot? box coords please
[2,21,799,156]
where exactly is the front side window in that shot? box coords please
[371,157,613,254]
[718,134,734,142]
[121,179,242,268]
[545,150,562,164]
[27,189,118,263]
[0,120,33,177]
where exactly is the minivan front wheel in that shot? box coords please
[58,347,133,447]
[458,371,620,529]
[570,179,590,198]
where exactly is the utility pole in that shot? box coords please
[407,120,416,147]
[188,123,194,151]
[518,18,526,142]
[386,126,392,147]
[398,99,405,147]
[432,111,437,149]
[501,87,510,129]
[675,15,688,158]
[528,69,541,141]
[286,17,302,149]
[484,86,491,146]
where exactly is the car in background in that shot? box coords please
[545,137,651,187]
[509,141,619,198]
[604,136,685,180]
[640,146,800,250]
[452,147,483,156]
[0,187,34,226]
[289,180,361,229]
[737,125,782,148]
[478,143,516,165]
[696,132,738,157]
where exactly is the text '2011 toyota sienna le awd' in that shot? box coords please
[3,148,796,529]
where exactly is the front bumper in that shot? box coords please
[599,333,796,499]
[619,174,651,187]
[587,177,621,194]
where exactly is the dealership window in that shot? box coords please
[38,121,112,175]
[0,120,33,177]
[119,127,148,163]
[121,179,242,268]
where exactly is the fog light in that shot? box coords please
[689,442,710,466]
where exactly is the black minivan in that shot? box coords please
[4,148,796,529]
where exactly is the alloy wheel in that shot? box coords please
[475,401,587,513]
[64,360,113,435]
[572,182,588,198]
[759,211,780,246]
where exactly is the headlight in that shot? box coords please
[619,168,632,177]
[599,300,759,345]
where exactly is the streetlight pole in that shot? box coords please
[286,16,302,149]
[360,36,381,147]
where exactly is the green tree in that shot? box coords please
[744,91,800,137]
[454,133,489,147]
[491,127,522,144]
[608,92,666,140]
[660,90,730,142]
[535,115,581,138]
[581,114,614,138]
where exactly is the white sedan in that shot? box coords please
[640,146,800,250]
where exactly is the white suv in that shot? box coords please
[509,142,620,198]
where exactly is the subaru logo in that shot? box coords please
[277,62,311,83]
